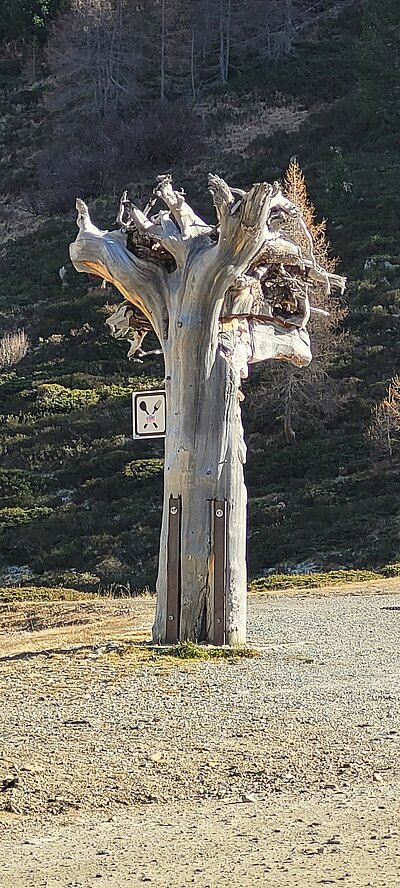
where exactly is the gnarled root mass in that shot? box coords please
[95,174,345,371]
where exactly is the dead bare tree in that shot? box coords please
[46,0,141,118]
[282,0,294,54]
[0,330,29,371]
[368,377,400,463]
[70,172,344,646]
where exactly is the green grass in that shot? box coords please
[134,641,260,661]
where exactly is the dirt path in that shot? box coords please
[1,786,399,888]
[0,588,399,886]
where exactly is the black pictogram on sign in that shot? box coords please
[139,398,162,429]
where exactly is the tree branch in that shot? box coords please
[155,174,213,240]
[70,200,168,338]
[207,175,274,290]
[208,173,235,224]
[263,186,347,295]
[116,191,185,266]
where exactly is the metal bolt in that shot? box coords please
[215,508,224,518]
[216,618,221,623]
[168,615,174,621]
[170,506,178,514]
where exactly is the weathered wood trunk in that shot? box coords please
[153,303,247,644]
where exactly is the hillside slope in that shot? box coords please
[0,1,400,591]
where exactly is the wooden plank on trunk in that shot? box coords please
[166,495,181,643]
[213,499,227,645]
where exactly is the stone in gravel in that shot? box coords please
[240,793,256,802]
[373,772,383,782]
[1,774,19,791]
[20,763,44,774]
[148,752,163,763]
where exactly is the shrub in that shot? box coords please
[37,570,101,591]
[249,569,384,593]
[0,507,53,527]
[36,383,101,413]
[35,101,204,212]
[0,468,38,501]
[122,459,164,483]
[0,330,29,370]
[383,562,400,576]
[0,586,89,603]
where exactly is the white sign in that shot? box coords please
[132,390,166,439]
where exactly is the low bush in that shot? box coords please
[0,468,39,503]
[122,459,164,483]
[0,506,53,527]
[36,383,101,413]
[0,586,88,602]
[249,569,387,593]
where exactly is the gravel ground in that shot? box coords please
[0,589,399,886]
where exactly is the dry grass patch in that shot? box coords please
[0,597,155,659]
[0,599,259,669]
[197,94,313,158]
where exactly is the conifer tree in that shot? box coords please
[283,158,335,273]
[246,160,348,443]
[358,0,400,123]
[0,1,61,41]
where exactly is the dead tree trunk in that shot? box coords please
[154,314,247,645]
[70,173,345,645]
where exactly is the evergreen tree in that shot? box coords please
[246,161,349,443]
[0,1,61,42]
[358,0,400,123]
